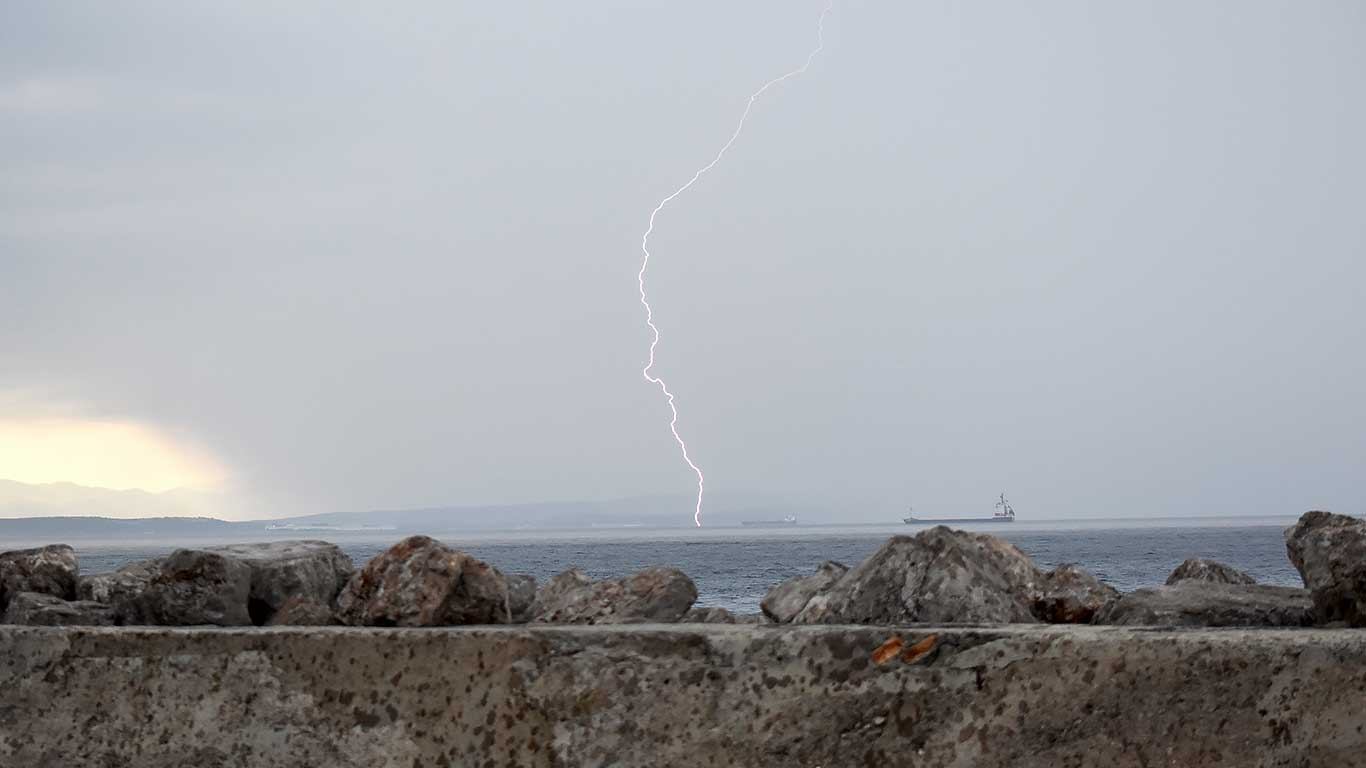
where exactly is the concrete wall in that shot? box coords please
[2,624,1363,767]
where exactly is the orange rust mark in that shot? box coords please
[872,635,904,665]
[901,634,938,664]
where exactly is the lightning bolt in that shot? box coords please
[637,1,834,527]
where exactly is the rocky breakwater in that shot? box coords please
[14,541,355,627]
[758,512,1366,630]
[6,511,1365,633]
[4,535,698,630]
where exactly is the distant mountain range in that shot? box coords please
[0,479,237,520]
[0,479,828,543]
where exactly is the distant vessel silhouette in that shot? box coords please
[903,494,1015,525]
[740,514,797,527]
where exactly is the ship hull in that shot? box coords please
[740,521,797,527]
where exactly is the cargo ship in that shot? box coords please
[903,494,1015,525]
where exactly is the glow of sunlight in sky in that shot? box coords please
[0,418,226,492]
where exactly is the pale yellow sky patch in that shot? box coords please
[0,418,227,492]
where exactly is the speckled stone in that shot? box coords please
[1,624,1363,767]
[794,527,1045,624]
[1285,510,1366,626]
[1167,557,1257,586]
[0,544,78,610]
[761,560,847,623]
[530,566,697,624]
[1095,582,1313,627]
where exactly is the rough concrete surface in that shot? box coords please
[1,624,1364,768]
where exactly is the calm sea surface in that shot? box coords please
[70,519,1303,614]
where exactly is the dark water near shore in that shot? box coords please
[71,522,1302,613]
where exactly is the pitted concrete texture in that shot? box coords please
[2,624,1364,767]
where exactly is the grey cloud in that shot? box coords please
[1,1,1363,520]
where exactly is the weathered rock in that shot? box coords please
[136,549,253,626]
[207,541,353,624]
[1285,510,1366,626]
[794,529,1044,624]
[1094,582,1312,627]
[681,606,736,624]
[266,596,338,626]
[2,591,116,626]
[505,574,537,623]
[77,559,158,624]
[1033,563,1118,623]
[1166,558,1256,586]
[0,544,78,610]
[530,567,697,624]
[760,560,848,623]
[8,624,1366,767]
[335,536,511,626]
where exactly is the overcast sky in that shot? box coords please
[2,1,1363,521]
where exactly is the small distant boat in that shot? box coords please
[903,494,1016,525]
[741,514,797,527]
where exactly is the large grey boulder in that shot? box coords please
[335,536,511,627]
[206,541,353,624]
[0,544,78,610]
[531,567,697,624]
[136,549,253,626]
[1094,582,1312,627]
[1166,558,1256,586]
[506,574,537,623]
[77,560,159,624]
[1034,563,1118,624]
[1285,510,1366,626]
[2,591,116,626]
[761,561,848,624]
[793,528,1045,624]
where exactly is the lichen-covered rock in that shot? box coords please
[207,541,353,624]
[266,596,338,626]
[1094,582,1312,627]
[335,536,511,627]
[793,529,1044,624]
[530,567,697,624]
[1285,510,1366,626]
[682,607,736,624]
[78,560,158,624]
[2,591,116,626]
[0,544,78,610]
[1034,563,1118,623]
[761,561,848,624]
[506,574,537,623]
[136,549,253,626]
[1165,558,1256,586]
